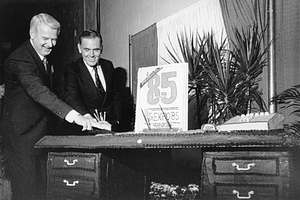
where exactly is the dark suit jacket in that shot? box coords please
[0,40,73,154]
[64,58,122,130]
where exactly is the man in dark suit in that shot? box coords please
[64,30,122,132]
[0,13,108,200]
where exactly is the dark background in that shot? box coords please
[0,0,84,86]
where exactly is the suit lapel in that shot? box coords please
[26,41,48,76]
[78,59,98,93]
[99,59,110,91]
[25,41,51,87]
[99,59,110,102]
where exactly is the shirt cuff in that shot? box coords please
[84,113,92,117]
[65,110,80,123]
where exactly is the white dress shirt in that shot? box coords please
[84,61,107,92]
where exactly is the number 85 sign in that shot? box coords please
[135,63,188,133]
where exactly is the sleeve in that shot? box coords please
[65,109,80,122]
[11,58,73,119]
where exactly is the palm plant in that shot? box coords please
[164,23,270,126]
[230,24,270,112]
[162,31,211,127]
[207,24,270,124]
[271,85,300,135]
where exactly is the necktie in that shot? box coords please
[42,57,48,73]
[42,57,53,90]
[93,66,105,94]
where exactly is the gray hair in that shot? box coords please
[30,13,60,35]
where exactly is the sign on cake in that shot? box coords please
[135,63,188,133]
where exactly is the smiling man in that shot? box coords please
[0,13,106,200]
[64,30,123,132]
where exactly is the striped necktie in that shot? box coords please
[93,66,105,94]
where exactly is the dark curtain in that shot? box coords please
[273,0,300,122]
[274,0,300,91]
[130,23,158,105]
[220,0,300,122]
[219,0,268,43]
[219,0,269,106]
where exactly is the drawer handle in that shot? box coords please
[233,190,254,199]
[63,180,79,187]
[64,159,78,166]
[232,163,255,171]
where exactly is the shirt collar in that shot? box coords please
[83,60,100,71]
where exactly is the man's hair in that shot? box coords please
[30,13,60,35]
[78,29,103,45]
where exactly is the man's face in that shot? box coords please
[78,37,102,67]
[30,23,58,57]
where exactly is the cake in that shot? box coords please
[216,112,284,131]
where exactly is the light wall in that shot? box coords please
[100,0,199,86]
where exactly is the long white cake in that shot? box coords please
[216,112,284,131]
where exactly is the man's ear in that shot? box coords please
[29,28,35,39]
[77,43,82,53]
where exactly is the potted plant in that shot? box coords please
[164,23,271,126]
[205,24,270,124]
[163,31,212,128]
[271,85,300,135]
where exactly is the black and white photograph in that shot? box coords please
[1,0,300,199]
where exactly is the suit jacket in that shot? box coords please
[64,58,122,129]
[0,40,73,154]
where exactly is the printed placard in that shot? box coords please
[135,63,188,132]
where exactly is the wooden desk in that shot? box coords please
[35,129,300,199]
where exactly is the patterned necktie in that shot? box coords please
[93,66,105,94]
[42,57,49,73]
[42,57,52,90]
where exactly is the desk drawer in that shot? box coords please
[214,157,278,175]
[47,151,146,199]
[47,152,100,200]
[48,152,99,172]
[203,183,279,200]
[202,151,290,199]
[48,174,99,197]
[204,151,289,181]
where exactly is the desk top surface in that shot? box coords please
[35,129,300,149]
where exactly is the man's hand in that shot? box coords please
[84,113,97,121]
[74,114,112,131]
[91,120,112,131]
[84,113,112,130]
[74,114,93,131]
